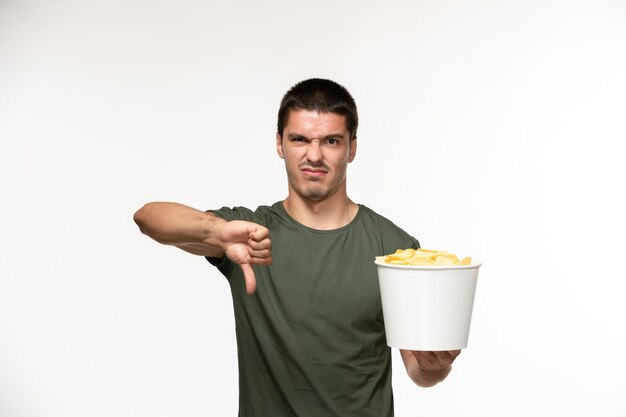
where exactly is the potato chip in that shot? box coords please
[434,254,459,266]
[378,248,472,266]
[415,249,443,258]
[390,249,416,259]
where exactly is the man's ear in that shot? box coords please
[276,132,284,159]
[348,136,357,163]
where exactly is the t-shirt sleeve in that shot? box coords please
[380,220,420,254]
[388,230,420,253]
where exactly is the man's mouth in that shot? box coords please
[301,167,327,177]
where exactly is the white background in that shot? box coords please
[1,1,625,416]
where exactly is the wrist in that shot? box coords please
[202,213,226,249]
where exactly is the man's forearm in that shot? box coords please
[134,202,225,256]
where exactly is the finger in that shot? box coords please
[445,350,461,365]
[239,263,257,295]
[249,226,270,242]
[248,237,271,250]
[250,256,272,266]
[412,350,436,362]
[248,248,271,259]
[433,351,454,366]
[412,351,437,370]
[449,349,461,360]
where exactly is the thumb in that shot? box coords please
[239,262,257,295]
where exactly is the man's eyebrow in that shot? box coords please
[324,133,345,139]
[286,133,345,140]
[287,133,308,139]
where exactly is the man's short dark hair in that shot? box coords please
[277,78,358,139]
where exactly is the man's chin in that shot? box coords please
[303,192,329,201]
[299,187,332,202]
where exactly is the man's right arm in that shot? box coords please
[133,202,226,257]
[133,202,272,294]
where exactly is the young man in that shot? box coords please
[134,78,460,417]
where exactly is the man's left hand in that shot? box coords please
[400,349,461,387]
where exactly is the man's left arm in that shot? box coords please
[400,349,461,387]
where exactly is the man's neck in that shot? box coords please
[282,193,359,230]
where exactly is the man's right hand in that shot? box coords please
[218,220,272,295]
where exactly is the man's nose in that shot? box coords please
[306,141,323,163]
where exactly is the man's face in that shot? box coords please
[276,109,357,202]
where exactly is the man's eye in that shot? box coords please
[328,138,337,145]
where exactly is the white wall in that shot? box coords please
[1,1,625,416]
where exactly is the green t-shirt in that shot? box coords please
[207,202,419,417]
